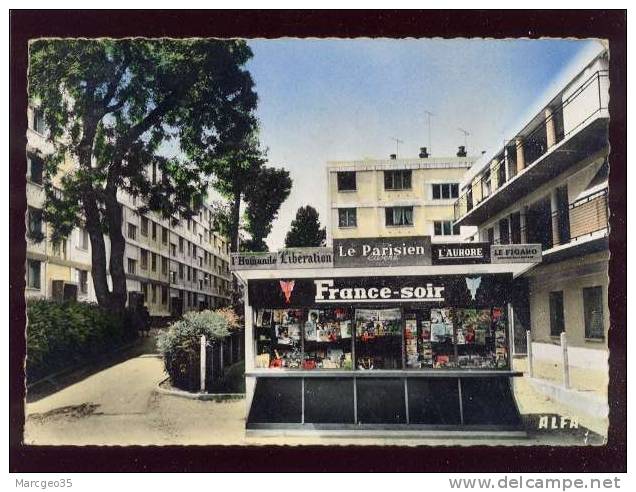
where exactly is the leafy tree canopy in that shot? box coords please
[284,205,326,248]
[243,166,292,252]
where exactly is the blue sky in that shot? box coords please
[244,38,602,249]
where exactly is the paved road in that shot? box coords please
[24,334,607,446]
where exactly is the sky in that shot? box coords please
[243,38,603,250]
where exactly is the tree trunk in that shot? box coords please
[104,187,128,314]
[77,115,115,310]
[230,191,241,253]
[84,196,112,308]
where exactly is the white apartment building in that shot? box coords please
[26,106,232,317]
[453,49,610,389]
[327,149,478,244]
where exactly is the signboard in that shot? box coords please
[248,274,513,308]
[490,244,542,264]
[231,248,334,270]
[432,242,491,265]
[333,236,432,268]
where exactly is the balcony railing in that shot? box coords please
[488,189,608,251]
[553,188,609,246]
[454,69,609,223]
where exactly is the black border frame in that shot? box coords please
[9,9,627,473]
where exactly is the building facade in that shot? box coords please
[452,50,610,382]
[327,151,477,244]
[26,106,232,317]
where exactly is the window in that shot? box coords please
[152,222,157,241]
[52,239,67,259]
[179,263,184,280]
[27,260,41,289]
[140,249,148,270]
[141,282,148,303]
[434,220,460,236]
[510,212,521,244]
[583,286,604,339]
[161,227,168,245]
[487,227,494,244]
[28,207,43,237]
[432,183,459,200]
[499,218,510,245]
[337,172,357,191]
[179,237,184,253]
[162,286,168,305]
[483,170,492,198]
[170,243,176,256]
[192,245,197,257]
[338,208,357,228]
[384,170,412,190]
[127,258,137,275]
[187,266,191,281]
[77,269,88,294]
[127,223,137,240]
[193,269,198,283]
[161,256,168,275]
[28,155,44,184]
[78,228,89,250]
[141,217,149,236]
[151,252,157,272]
[549,291,565,337]
[152,284,158,304]
[385,206,413,227]
[32,108,47,135]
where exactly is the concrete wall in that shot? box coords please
[527,251,609,351]
[562,55,609,135]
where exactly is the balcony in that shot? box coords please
[454,70,609,226]
[490,188,608,263]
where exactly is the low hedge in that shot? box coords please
[26,299,138,382]
[157,309,238,392]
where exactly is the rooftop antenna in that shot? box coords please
[390,137,404,157]
[424,110,434,155]
[457,128,470,149]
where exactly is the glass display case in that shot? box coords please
[303,308,353,369]
[254,305,509,371]
[354,308,402,370]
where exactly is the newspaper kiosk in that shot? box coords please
[233,238,537,436]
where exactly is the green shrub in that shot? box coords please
[157,310,232,391]
[26,299,137,382]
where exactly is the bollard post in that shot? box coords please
[526,330,534,378]
[200,335,206,393]
[560,332,570,389]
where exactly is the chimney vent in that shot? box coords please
[390,154,397,160]
[457,145,467,157]
[419,147,429,159]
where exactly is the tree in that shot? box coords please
[242,166,292,252]
[28,39,258,312]
[200,133,265,253]
[284,206,326,248]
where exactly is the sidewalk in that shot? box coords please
[511,358,608,438]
